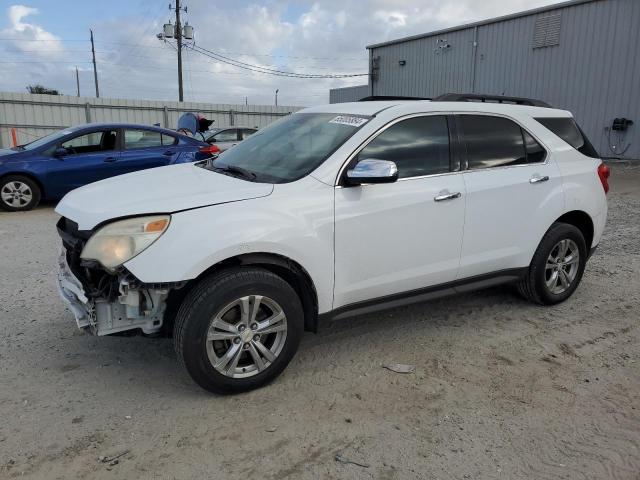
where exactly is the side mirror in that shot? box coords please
[53,147,68,158]
[345,159,398,186]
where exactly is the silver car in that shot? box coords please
[205,127,257,152]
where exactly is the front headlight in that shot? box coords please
[81,215,170,269]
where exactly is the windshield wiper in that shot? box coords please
[212,164,257,181]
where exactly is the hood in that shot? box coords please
[55,163,274,230]
[0,148,19,158]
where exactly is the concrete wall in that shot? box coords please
[331,0,639,159]
[0,92,301,148]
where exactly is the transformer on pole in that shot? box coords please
[157,2,194,102]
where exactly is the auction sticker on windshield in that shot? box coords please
[329,116,369,127]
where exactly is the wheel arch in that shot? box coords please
[554,210,594,249]
[0,171,46,198]
[165,252,320,334]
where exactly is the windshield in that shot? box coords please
[209,112,369,183]
[17,126,83,151]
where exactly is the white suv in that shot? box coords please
[56,95,609,394]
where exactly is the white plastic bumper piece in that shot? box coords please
[56,249,93,330]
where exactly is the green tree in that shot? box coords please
[26,84,60,95]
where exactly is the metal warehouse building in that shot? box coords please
[330,0,639,160]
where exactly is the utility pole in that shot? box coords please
[175,0,184,102]
[90,29,99,98]
[275,89,279,106]
[75,66,80,97]
[158,3,191,102]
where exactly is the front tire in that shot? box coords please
[0,175,41,212]
[174,267,304,394]
[518,222,587,305]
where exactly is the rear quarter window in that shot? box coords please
[458,115,546,169]
[535,117,599,158]
[162,134,177,146]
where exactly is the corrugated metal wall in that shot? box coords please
[329,85,370,103]
[371,27,477,99]
[332,0,639,159]
[469,0,640,159]
[0,92,301,148]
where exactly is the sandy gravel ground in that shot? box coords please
[0,163,638,480]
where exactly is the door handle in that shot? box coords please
[163,150,175,156]
[434,191,462,202]
[530,175,549,184]
[103,157,117,163]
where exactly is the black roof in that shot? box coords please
[358,93,553,108]
[358,95,431,102]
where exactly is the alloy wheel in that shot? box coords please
[1,181,33,208]
[545,239,580,295]
[205,295,288,378]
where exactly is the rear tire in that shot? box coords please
[518,222,587,305]
[174,267,304,394]
[0,175,41,212]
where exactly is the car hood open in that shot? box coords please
[55,162,274,230]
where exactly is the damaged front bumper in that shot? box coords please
[56,249,171,336]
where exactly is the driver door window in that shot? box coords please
[61,130,117,155]
[357,116,450,178]
[47,130,119,195]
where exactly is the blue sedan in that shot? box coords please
[0,123,218,211]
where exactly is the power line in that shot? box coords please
[118,1,170,70]
[183,47,195,101]
[188,44,368,79]
[192,44,366,77]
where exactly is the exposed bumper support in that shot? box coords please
[56,249,171,336]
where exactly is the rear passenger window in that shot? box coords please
[357,115,450,178]
[124,130,162,149]
[459,115,546,169]
[535,117,599,158]
[161,134,177,146]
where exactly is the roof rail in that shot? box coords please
[358,95,431,102]
[434,93,552,108]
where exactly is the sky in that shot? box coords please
[0,0,565,106]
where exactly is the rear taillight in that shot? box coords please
[199,144,220,155]
[597,162,610,194]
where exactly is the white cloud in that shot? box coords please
[3,4,64,56]
[373,11,407,27]
[0,4,69,94]
[8,4,36,28]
